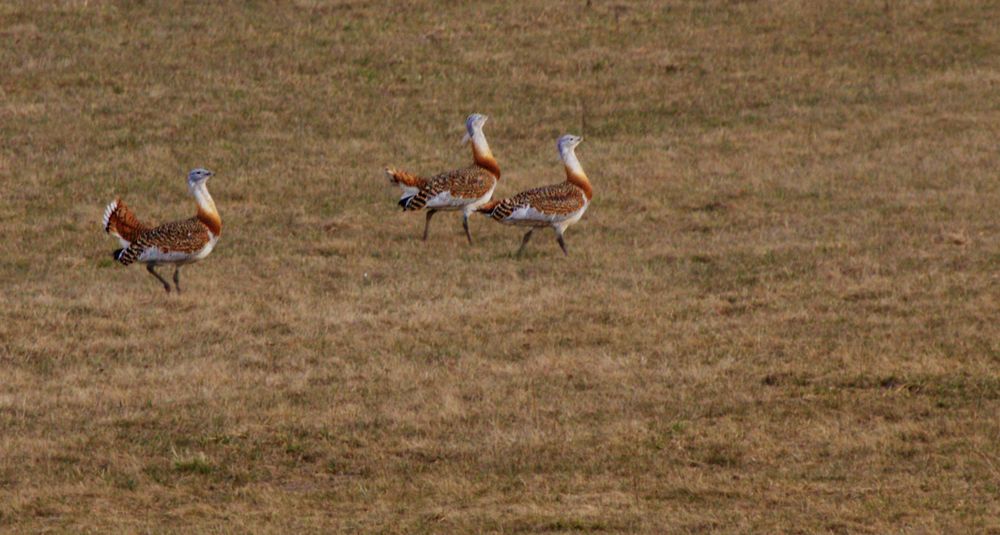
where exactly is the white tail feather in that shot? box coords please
[102,199,118,233]
[103,199,130,248]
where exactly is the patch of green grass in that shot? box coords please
[172,454,213,475]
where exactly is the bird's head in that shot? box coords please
[187,168,214,186]
[461,113,488,145]
[557,134,584,156]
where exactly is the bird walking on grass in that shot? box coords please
[102,168,221,293]
[478,134,592,256]
[385,113,500,244]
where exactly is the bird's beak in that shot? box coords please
[460,132,471,146]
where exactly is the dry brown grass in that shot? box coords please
[2,0,1000,532]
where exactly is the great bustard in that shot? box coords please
[102,168,221,293]
[385,113,500,244]
[478,135,592,256]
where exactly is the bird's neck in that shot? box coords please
[471,129,500,179]
[191,181,222,236]
[561,147,592,200]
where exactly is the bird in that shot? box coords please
[102,168,221,293]
[385,113,500,244]
[477,134,592,256]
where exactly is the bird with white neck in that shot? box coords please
[478,134,593,256]
[102,168,222,293]
[385,113,501,244]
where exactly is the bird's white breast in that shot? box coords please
[464,184,496,214]
[139,233,218,265]
[505,199,589,229]
[139,248,193,264]
[191,234,219,261]
[422,191,462,210]
[555,202,589,231]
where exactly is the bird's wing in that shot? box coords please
[490,182,586,221]
[115,218,211,265]
[403,166,496,210]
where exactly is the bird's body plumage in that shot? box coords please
[479,181,588,229]
[115,216,219,265]
[396,165,498,212]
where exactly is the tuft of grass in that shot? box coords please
[172,454,214,476]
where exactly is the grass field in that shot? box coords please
[3,0,1000,532]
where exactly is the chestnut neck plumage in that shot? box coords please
[471,129,500,179]
[191,181,222,236]
[560,145,592,200]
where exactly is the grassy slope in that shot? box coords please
[1,0,999,532]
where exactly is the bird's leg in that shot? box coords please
[423,209,437,241]
[173,267,182,293]
[462,213,473,245]
[146,264,171,293]
[556,229,569,256]
[517,229,534,257]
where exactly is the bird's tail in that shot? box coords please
[113,246,142,266]
[384,167,426,189]
[385,167,430,210]
[477,199,501,216]
[103,198,147,244]
[477,198,515,221]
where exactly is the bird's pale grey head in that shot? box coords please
[558,134,584,154]
[187,168,214,185]
[466,113,487,133]
[462,113,488,144]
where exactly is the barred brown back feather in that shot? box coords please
[403,165,498,211]
[116,218,212,266]
[482,182,586,221]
